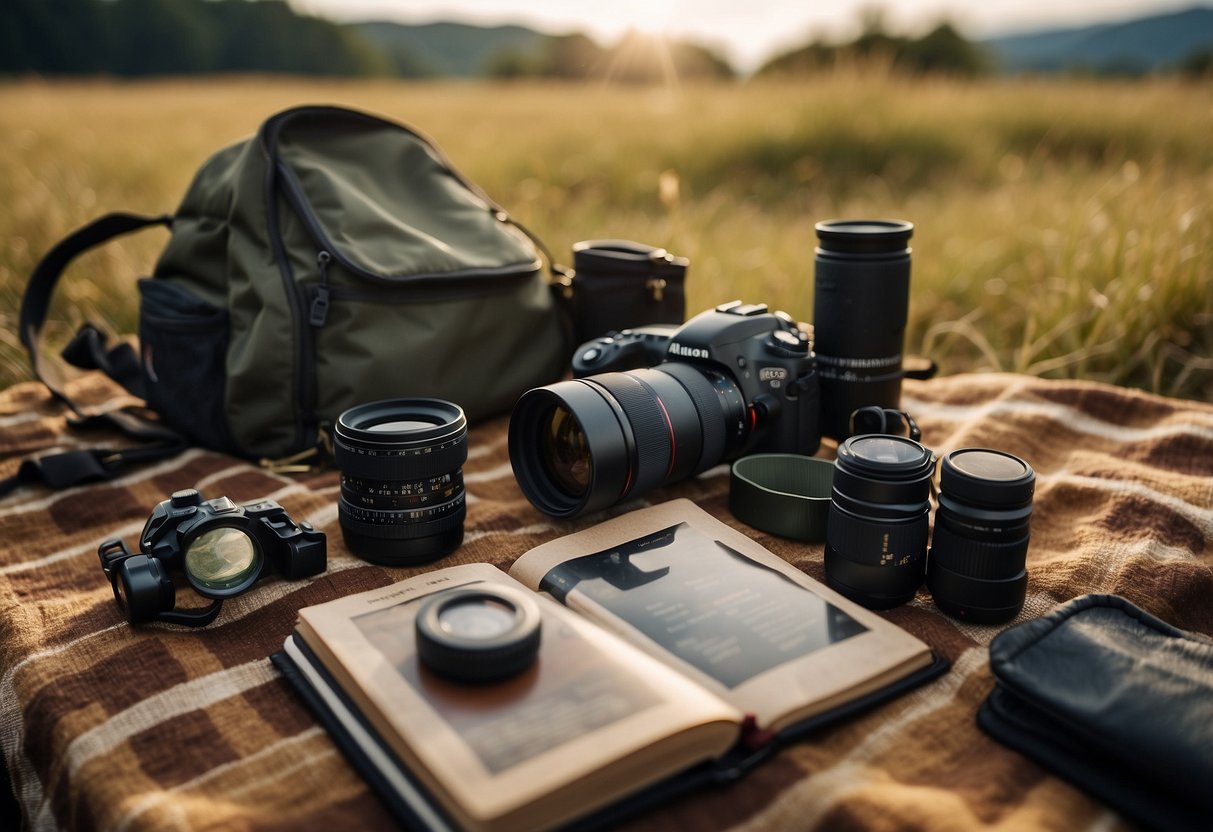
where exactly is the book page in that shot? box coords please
[296,563,741,832]
[510,499,934,730]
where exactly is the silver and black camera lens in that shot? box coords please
[510,302,820,519]
[334,398,467,566]
[928,449,1035,624]
[825,435,935,609]
[415,586,542,683]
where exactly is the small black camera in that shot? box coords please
[99,489,326,626]
[510,301,820,518]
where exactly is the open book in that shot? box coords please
[273,500,945,832]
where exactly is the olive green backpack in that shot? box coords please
[11,105,570,492]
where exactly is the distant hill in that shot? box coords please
[356,21,547,77]
[986,6,1213,73]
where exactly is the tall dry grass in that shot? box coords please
[1,74,1210,399]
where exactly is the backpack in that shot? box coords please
[10,105,571,492]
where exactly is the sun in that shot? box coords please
[599,0,685,85]
[609,0,680,38]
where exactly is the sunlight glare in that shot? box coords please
[613,0,679,37]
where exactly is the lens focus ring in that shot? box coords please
[338,494,466,540]
[334,436,467,482]
[655,363,729,475]
[340,471,464,512]
[826,504,930,567]
[591,373,672,499]
[930,518,1029,580]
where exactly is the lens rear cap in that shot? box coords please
[815,219,913,254]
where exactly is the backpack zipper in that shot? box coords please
[262,106,547,459]
[262,153,310,456]
[310,250,332,327]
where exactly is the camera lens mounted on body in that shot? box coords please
[183,524,263,595]
[510,365,745,518]
[927,449,1035,624]
[824,435,935,609]
[334,398,468,566]
[510,302,821,519]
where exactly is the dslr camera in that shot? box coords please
[510,301,820,518]
[99,489,326,626]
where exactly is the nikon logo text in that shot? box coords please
[668,342,709,359]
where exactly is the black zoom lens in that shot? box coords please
[509,365,746,518]
[334,399,468,566]
[928,449,1035,624]
[825,435,935,609]
[813,219,913,440]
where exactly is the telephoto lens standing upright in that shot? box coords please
[928,449,1036,624]
[813,220,914,441]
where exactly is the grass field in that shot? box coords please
[1,75,1211,401]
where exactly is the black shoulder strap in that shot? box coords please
[3,212,188,497]
[20,211,173,413]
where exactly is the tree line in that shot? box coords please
[0,0,386,77]
[1,0,997,80]
[757,12,988,78]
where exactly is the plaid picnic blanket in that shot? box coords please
[1,372,1210,831]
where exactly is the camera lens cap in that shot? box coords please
[415,586,542,684]
[815,219,913,254]
[940,448,1035,507]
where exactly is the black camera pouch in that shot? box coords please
[564,240,687,343]
[977,594,1213,832]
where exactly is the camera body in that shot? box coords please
[571,324,679,377]
[141,489,326,585]
[512,302,820,519]
[574,301,821,458]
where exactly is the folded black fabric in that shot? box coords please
[977,594,1213,832]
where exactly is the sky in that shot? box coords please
[289,0,1208,72]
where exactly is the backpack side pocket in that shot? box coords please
[138,278,237,454]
